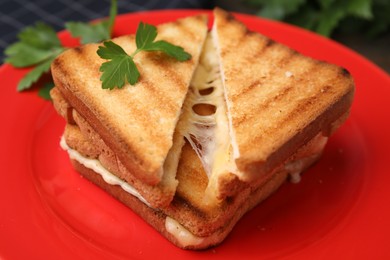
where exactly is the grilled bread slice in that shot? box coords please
[212,8,354,181]
[51,14,208,186]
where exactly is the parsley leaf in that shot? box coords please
[4,0,117,94]
[135,22,158,50]
[97,22,191,89]
[38,82,55,100]
[5,22,64,68]
[97,41,139,89]
[65,0,117,44]
[17,21,62,49]
[4,22,65,92]
[134,22,191,60]
[65,22,110,44]
[141,40,192,61]
[17,55,58,91]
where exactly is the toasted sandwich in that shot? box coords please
[51,14,209,207]
[50,8,354,250]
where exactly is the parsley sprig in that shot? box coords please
[4,0,117,95]
[5,22,65,91]
[65,0,117,44]
[97,22,192,89]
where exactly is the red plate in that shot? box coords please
[1,10,390,259]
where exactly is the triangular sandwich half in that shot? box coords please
[183,8,355,203]
[51,14,208,207]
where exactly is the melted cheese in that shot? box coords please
[284,134,328,183]
[60,136,151,206]
[211,26,240,160]
[285,159,305,183]
[182,33,236,180]
[61,137,208,247]
[165,217,204,247]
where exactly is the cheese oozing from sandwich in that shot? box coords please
[60,132,326,247]
[182,33,237,181]
[60,136,151,206]
[165,217,204,247]
[60,136,207,247]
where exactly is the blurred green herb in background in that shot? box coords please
[245,0,390,37]
[4,0,117,98]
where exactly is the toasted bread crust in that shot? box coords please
[53,86,179,207]
[213,8,355,181]
[50,87,75,124]
[69,131,323,249]
[70,155,289,249]
[52,14,208,185]
[62,110,178,208]
[63,120,328,240]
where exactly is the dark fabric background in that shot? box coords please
[0,0,388,72]
[0,0,215,62]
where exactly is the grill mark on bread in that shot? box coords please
[71,46,103,74]
[148,56,188,92]
[139,78,178,116]
[136,57,187,117]
[248,92,322,148]
[52,58,63,73]
[194,14,207,22]
[54,62,159,179]
[340,67,351,77]
[232,83,294,127]
[160,18,199,48]
[73,46,83,54]
[230,48,298,104]
[232,56,317,127]
[252,38,278,60]
[245,66,350,150]
[264,37,275,47]
[219,30,277,67]
[70,47,84,57]
[173,195,208,220]
[169,19,196,40]
[225,12,235,22]
[67,42,170,128]
[62,27,196,126]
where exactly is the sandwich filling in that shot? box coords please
[60,132,326,247]
[60,136,151,206]
[165,217,204,247]
[60,136,205,246]
[182,33,238,184]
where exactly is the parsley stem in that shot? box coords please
[130,49,141,58]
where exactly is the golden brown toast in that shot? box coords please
[52,87,181,207]
[211,8,355,182]
[51,14,208,186]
